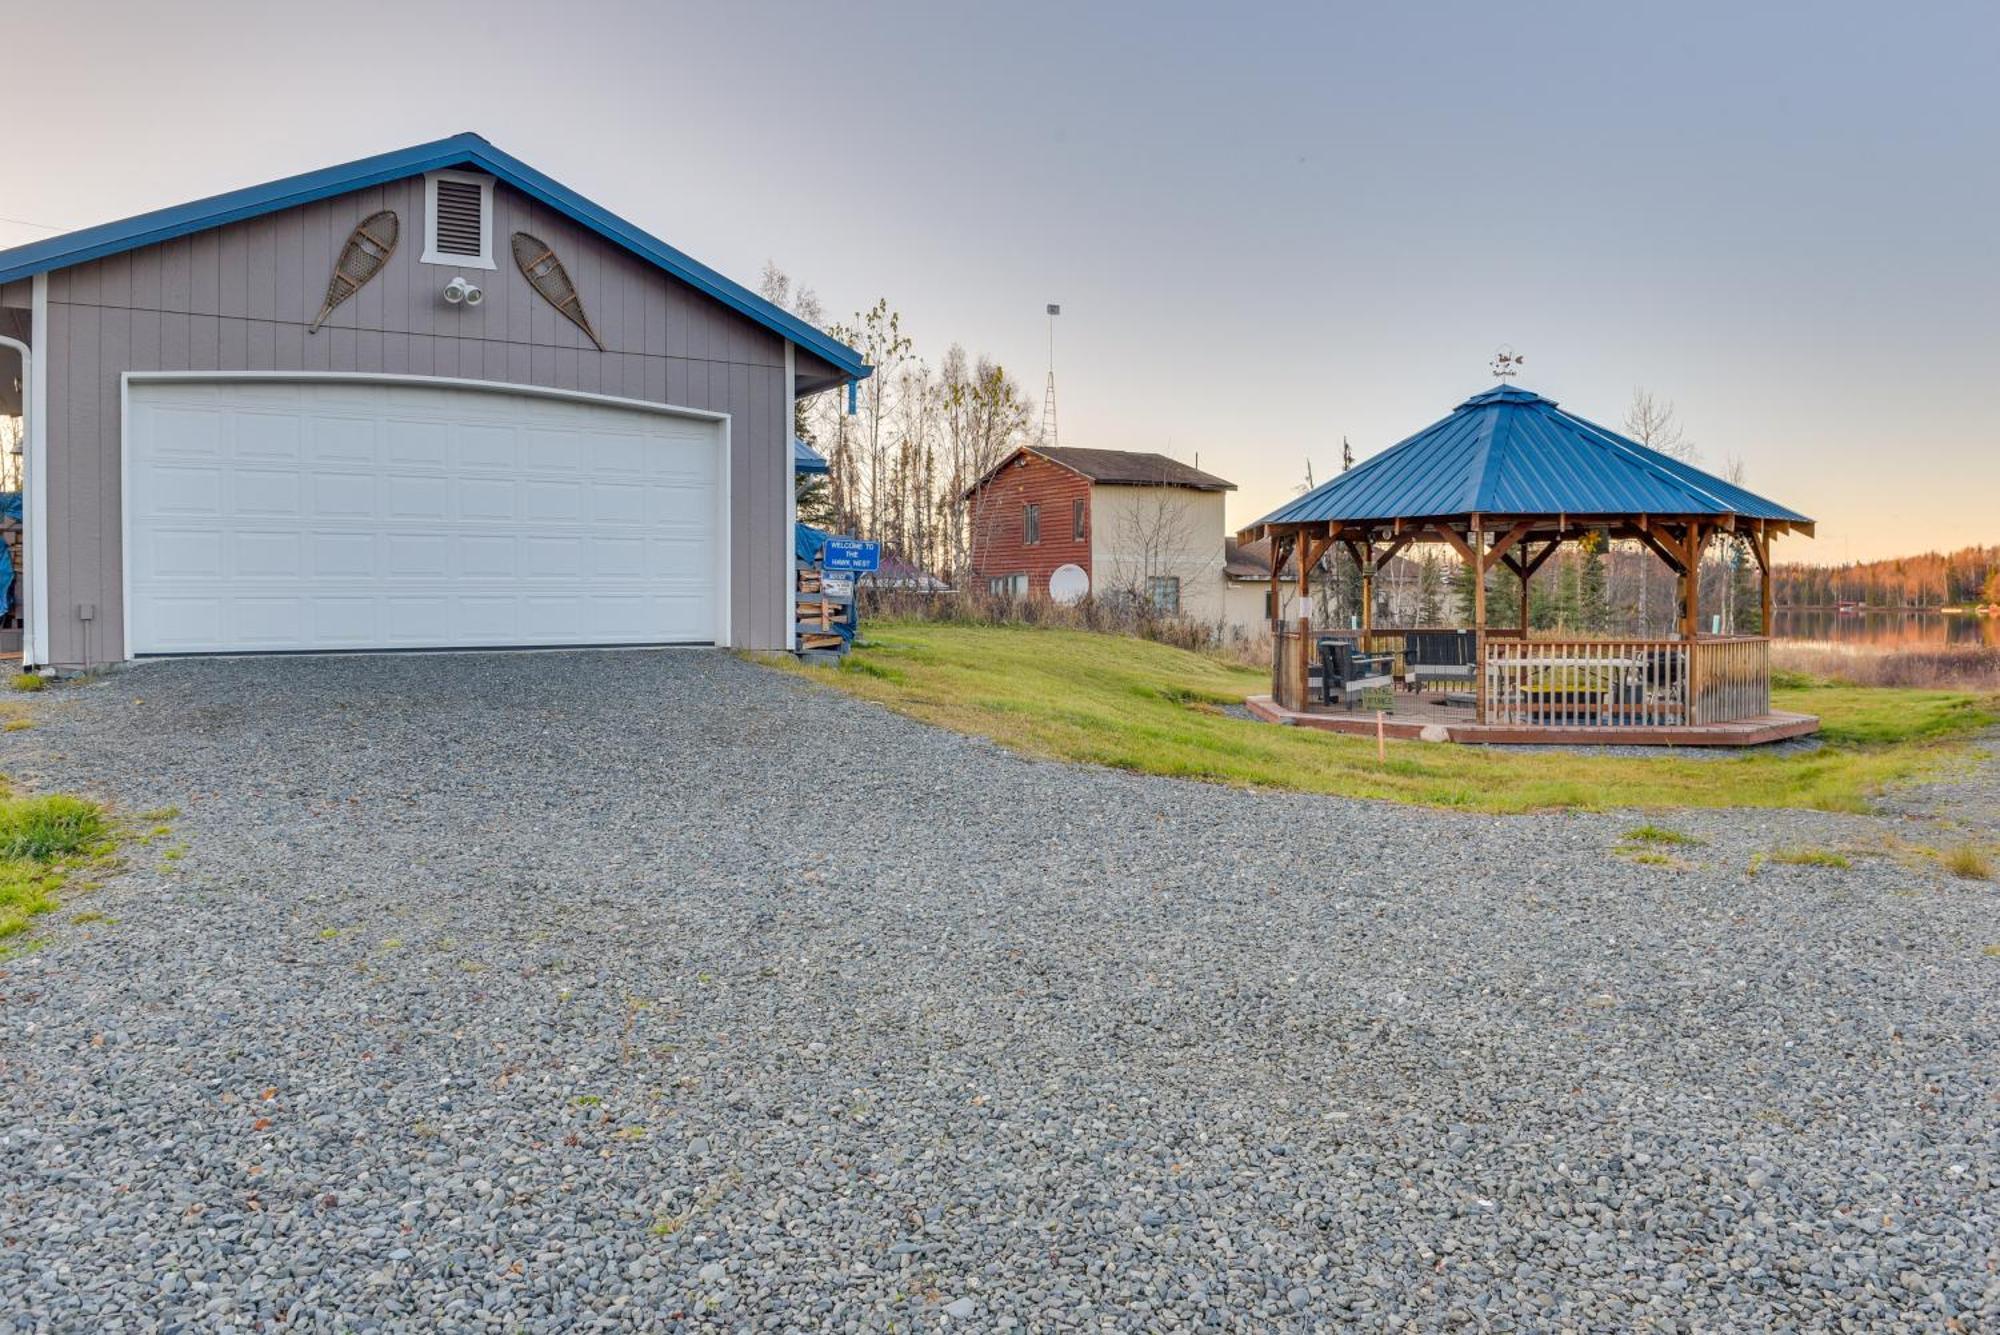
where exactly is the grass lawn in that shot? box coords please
[0,789,114,950]
[767,622,1995,814]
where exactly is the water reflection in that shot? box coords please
[1773,609,2000,648]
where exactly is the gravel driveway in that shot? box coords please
[1,650,1994,1331]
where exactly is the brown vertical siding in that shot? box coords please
[37,178,797,665]
[967,452,1095,595]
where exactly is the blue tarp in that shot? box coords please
[795,521,829,564]
[0,492,17,619]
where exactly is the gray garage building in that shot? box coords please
[0,133,869,668]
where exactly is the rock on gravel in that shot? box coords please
[0,648,1994,1331]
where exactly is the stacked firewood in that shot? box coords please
[795,565,852,656]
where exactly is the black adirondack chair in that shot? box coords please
[1319,639,1395,708]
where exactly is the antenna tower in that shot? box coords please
[1040,304,1061,447]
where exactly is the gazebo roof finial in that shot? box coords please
[1490,345,1525,380]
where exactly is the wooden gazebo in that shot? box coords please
[1239,385,1818,745]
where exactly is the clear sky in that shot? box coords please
[7,0,1995,562]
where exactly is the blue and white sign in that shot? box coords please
[821,539,881,573]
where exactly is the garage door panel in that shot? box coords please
[230,597,306,645]
[383,418,450,467]
[384,596,452,642]
[387,476,451,520]
[148,407,225,459]
[235,412,302,463]
[127,380,722,653]
[309,472,374,518]
[589,483,648,526]
[149,464,225,516]
[456,596,518,639]
[454,422,517,471]
[140,597,223,651]
[649,536,710,575]
[150,529,225,579]
[522,536,583,577]
[458,478,516,521]
[592,538,647,578]
[458,535,517,578]
[233,470,301,517]
[310,533,376,578]
[308,416,377,466]
[385,535,450,578]
[521,595,583,637]
[234,531,302,578]
[311,598,377,644]
[523,483,582,522]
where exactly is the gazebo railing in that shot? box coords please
[1484,635,1770,727]
[1484,636,1693,727]
[1273,626,1773,729]
[1688,636,1770,724]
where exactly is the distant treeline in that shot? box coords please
[1774,545,2000,608]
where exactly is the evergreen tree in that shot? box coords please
[795,471,836,530]
[1336,548,1362,625]
[1578,532,1609,631]
[1417,553,1444,625]
[1546,551,1583,630]
[1727,538,1759,633]
[1450,558,1518,627]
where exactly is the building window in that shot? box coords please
[1264,590,1277,620]
[1073,498,1086,541]
[422,170,496,269]
[1147,576,1181,613]
[1023,503,1040,545]
[989,573,1028,599]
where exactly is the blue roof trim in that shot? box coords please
[792,438,829,474]
[1251,384,1811,530]
[0,132,871,383]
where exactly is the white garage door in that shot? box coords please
[124,378,725,654]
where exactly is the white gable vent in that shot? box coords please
[422,170,495,268]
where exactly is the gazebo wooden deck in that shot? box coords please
[1238,384,1819,747]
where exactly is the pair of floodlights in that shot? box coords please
[441,276,484,307]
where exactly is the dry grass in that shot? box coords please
[1943,844,1995,880]
[859,586,1269,663]
[1772,641,2000,691]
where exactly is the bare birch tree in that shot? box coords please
[1623,389,1699,632]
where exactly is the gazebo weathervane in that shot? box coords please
[1490,346,1525,380]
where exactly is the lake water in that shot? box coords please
[1772,609,2000,648]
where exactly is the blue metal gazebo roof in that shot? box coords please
[1249,385,1812,533]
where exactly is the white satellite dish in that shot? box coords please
[1048,563,1089,605]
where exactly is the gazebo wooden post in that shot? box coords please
[1296,529,1320,711]
[1752,525,1774,634]
[1516,559,1531,638]
[1471,516,1487,723]
[1360,536,1374,637]
[1267,533,1286,629]
[1297,528,1314,615]
[1680,521,1706,640]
